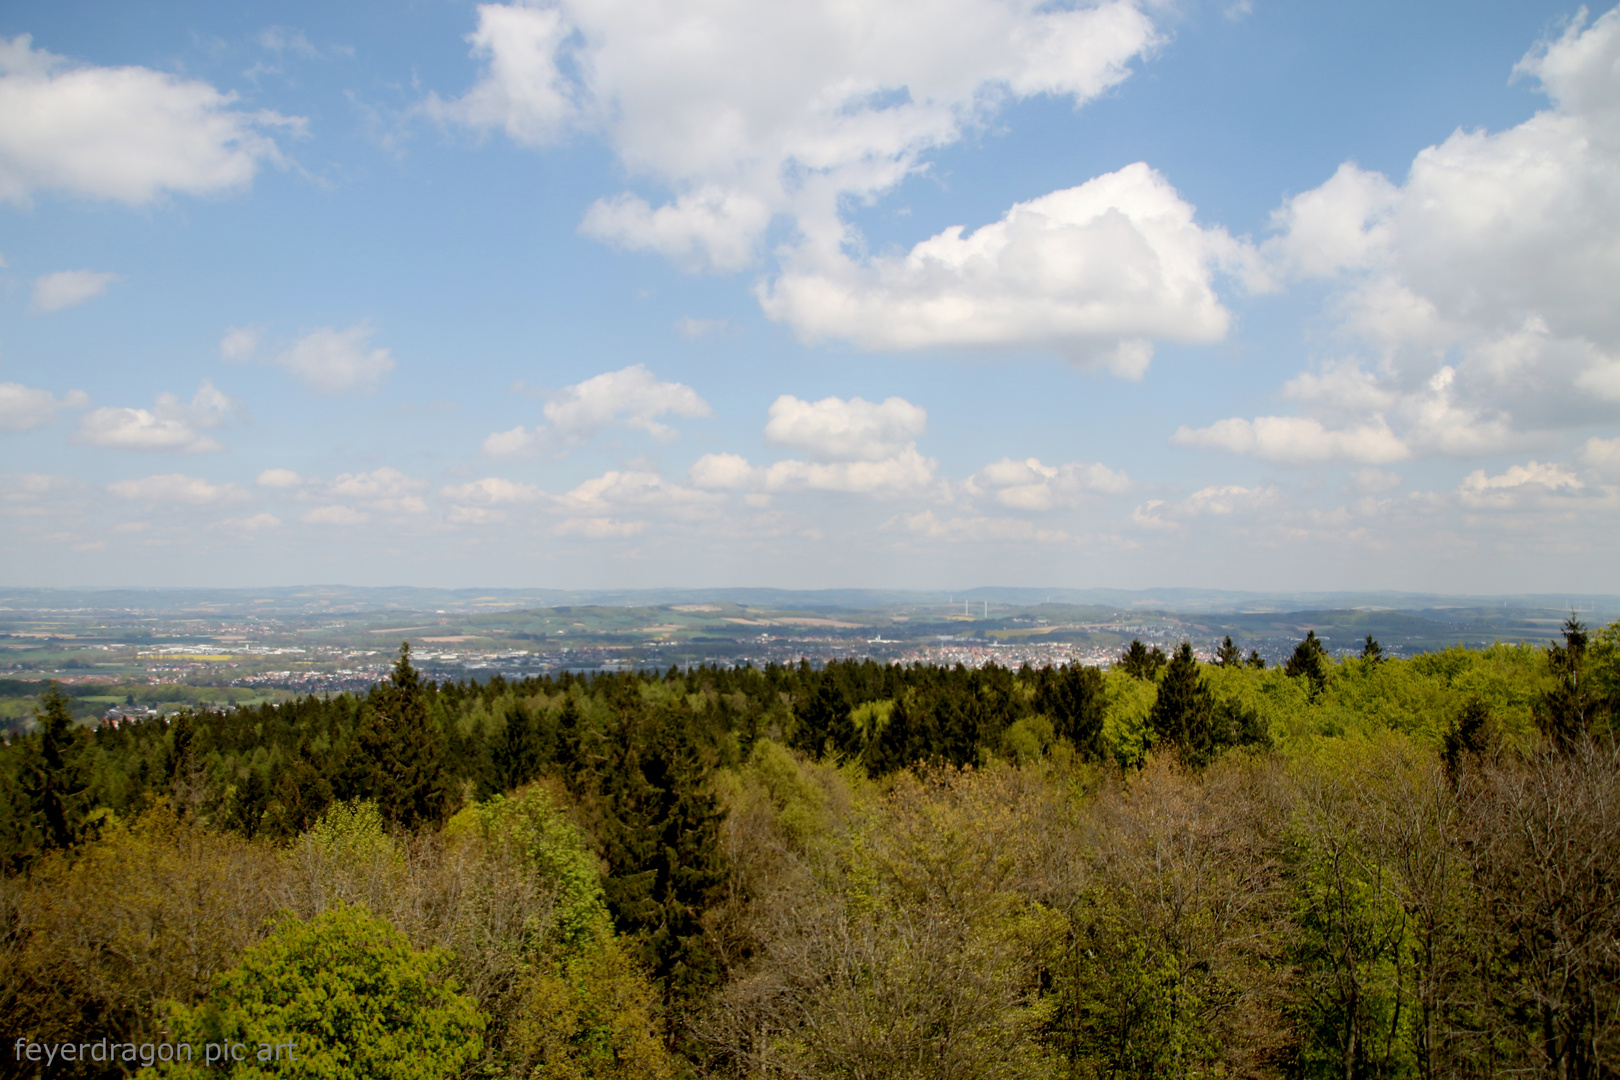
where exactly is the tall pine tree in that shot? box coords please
[1148,642,1218,767]
[1284,630,1330,698]
[1118,640,1168,680]
[595,700,726,1014]
[1036,663,1106,760]
[338,643,449,830]
[1535,616,1609,752]
[23,683,86,855]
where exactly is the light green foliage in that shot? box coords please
[710,753,1071,1080]
[1203,663,1301,746]
[445,782,608,948]
[1590,618,1620,703]
[1052,757,1294,1077]
[306,799,394,865]
[1201,646,1551,752]
[1001,713,1054,764]
[849,698,893,741]
[731,737,844,854]
[1101,670,1156,766]
[505,937,677,1080]
[149,904,484,1080]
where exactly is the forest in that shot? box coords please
[2,617,1618,1079]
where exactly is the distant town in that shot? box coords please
[2,585,1612,732]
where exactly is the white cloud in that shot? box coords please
[0,382,87,432]
[1582,436,1620,475]
[966,456,1131,510]
[689,452,758,490]
[483,425,536,457]
[0,472,74,501]
[301,504,368,525]
[220,325,263,362]
[258,26,319,58]
[898,510,1072,544]
[553,516,646,538]
[674,316,731,340]
[1172,415,1409,465]
[448,505,508,525]
[764,394,926,461]
[218,512,282,533]
[30,269,120,312]
[432,0,1159,272]
[324,467,427,515]
[1458,460,1584,509]
[1241,9,1620,461]
[71,380,237,453]
[273,323,395,395]
[542,364,710,442]
[1349,468,1403,494]
[107,473,246,504]
[763,447,939,495]
[687,394,941,498]
[554,469,721,516]
[255,468,303,488]
[1261,163,1399,283]
[1131,484,1281,530]
[760,164,1250,370]
[0,34,300,205]
[441,476,543,504]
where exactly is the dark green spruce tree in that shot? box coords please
[339,643,449,830]
[1035,663,1106,760]
[1118,639,1168,680]
[866,687,938,775]
[1442,697,1497,781]
[642,704,726,1010]
[1215,635,1244,668]
[1148,643,1218,767]
[596,701,726,1015]
[1360,634,1385,663]
[794,669,856,759]
[1284,630,1330,697]
[489,700,543,796]
[1535,615,1610,752]
[21,683,87,857]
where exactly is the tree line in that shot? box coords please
[1,617,1618,1078]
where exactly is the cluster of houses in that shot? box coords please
[101,704,161,728]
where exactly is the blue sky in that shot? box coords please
[2,0,1617,592]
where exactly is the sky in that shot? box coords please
[1,0,1617,593]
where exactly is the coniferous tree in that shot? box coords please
[268,738,336,838]
[1118,640,1168,680]
[867,687,936,775]
[165,710,196,783]
[642,705,725,1009]
[338,643,448,830]
[794,668,855,759]
[1442,697,1497,781]
[1535,616,1609,752]
[1148,642,1217,767]
[1215,635,1244,668]
[23,683,86,854]
[490,701,542,795]
[595,702,725,1016]
[597,725,663,934]
[227,765,270,838]
[553,692,588,779]
[1284,630,1330,697]
[1360,634,1385,663]
[1036,663,1106,759]
[1246,649,1266,670]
